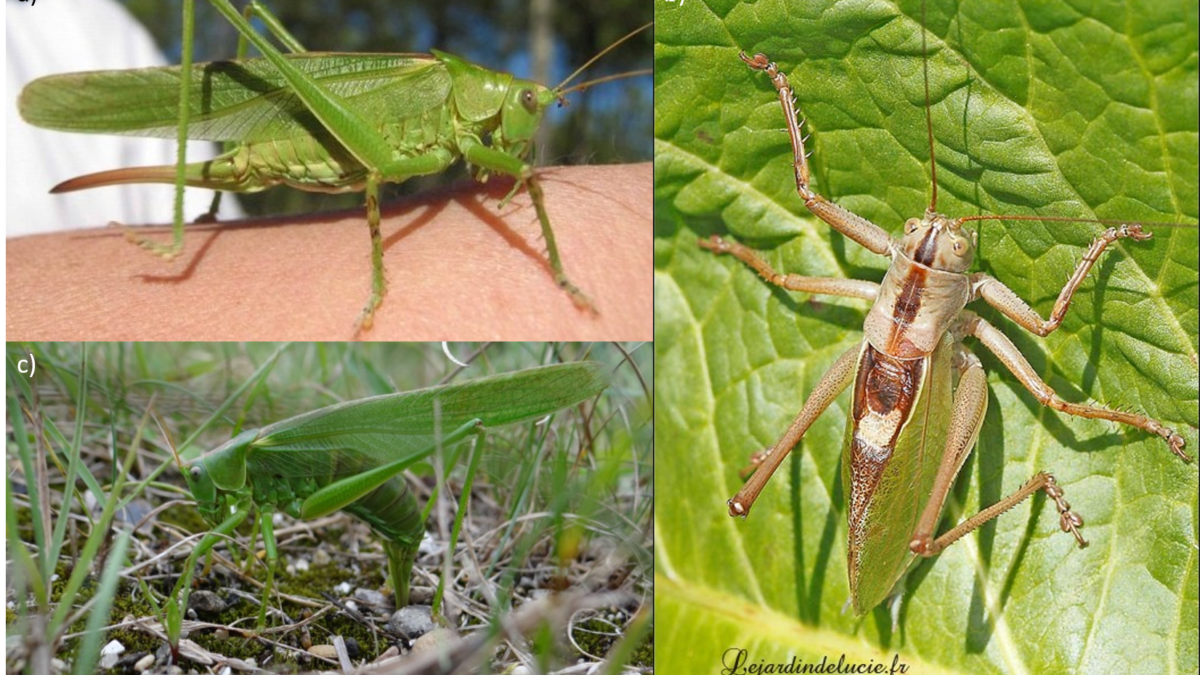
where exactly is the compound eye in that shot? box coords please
[190,466,202,480]
[953,239,966,255]
[521,89,537,113]
[904,218,919,234]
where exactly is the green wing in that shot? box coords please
[242,362,609,480]
[19,53,451,143]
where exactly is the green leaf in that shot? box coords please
[654,0,1198,673]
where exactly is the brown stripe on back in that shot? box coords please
[891,265,927,327]
[913,226,940,266]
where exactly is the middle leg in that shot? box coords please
[962,310,1189,461]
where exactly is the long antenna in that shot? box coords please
[960,213,1198,229]
[923,0,938,212]
[558,69,653,98]
[554,22,652,93]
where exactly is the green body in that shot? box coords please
[16,0,640,327]
[175,361,608,630]
[19,51,552,195]
[842,332,954,613]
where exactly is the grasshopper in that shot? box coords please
[167,360,608,647]
[699,12,1195,618]
[17,0,650,331]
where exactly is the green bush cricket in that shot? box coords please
[705,9,1196,625]
[17,0,650,331]
[164,359,609,649]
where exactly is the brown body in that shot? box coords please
[711,51,1189,616]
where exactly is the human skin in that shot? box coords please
[6,163,650,340]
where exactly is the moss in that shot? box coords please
[571,616,617,658]
[189,630,274,663]
[274,559,358,597]
[158,501,210,535]
[630,623,653,667]
[570,612,653,668]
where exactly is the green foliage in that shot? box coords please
[7,342,651,672]
[655,0,1197,673]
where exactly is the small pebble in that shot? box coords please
[410,628,456,656]
[99,640,125,669]
[512,666,532,675]
[417,532,437,554]
[334,581,353,594]
[115,652,148,671]
[387,605,434,638]
[307,644,338,659]
[353,588,386,607]
[294,558,310,572]
[187,590,226,616]
[134,653,155,672]
[313,549,331,565]
[101,639,124,655]
[342,638,360,659]
[154,644,172,666]
[408,585,433,605]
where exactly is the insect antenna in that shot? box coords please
[151,403,186,474]
[557,69,653,99]
[553,21,653,94]
[922,0,938,213]
[959,214,1199,229]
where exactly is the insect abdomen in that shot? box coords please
[341,475,424,548]
[843,335,952,614]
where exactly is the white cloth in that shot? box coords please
[6,0,241,235]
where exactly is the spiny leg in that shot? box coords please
[526,173,596,313]
[357,174,386,332]
[729,341,862,517]
[461,141,595,312]
[962,310,1189,461]
[700,235,880,300]
[121,0,198,258]
[972,224,1155,337]
[907,347,1086,556]
[738,52,893,257]
[915,472,1086,556]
